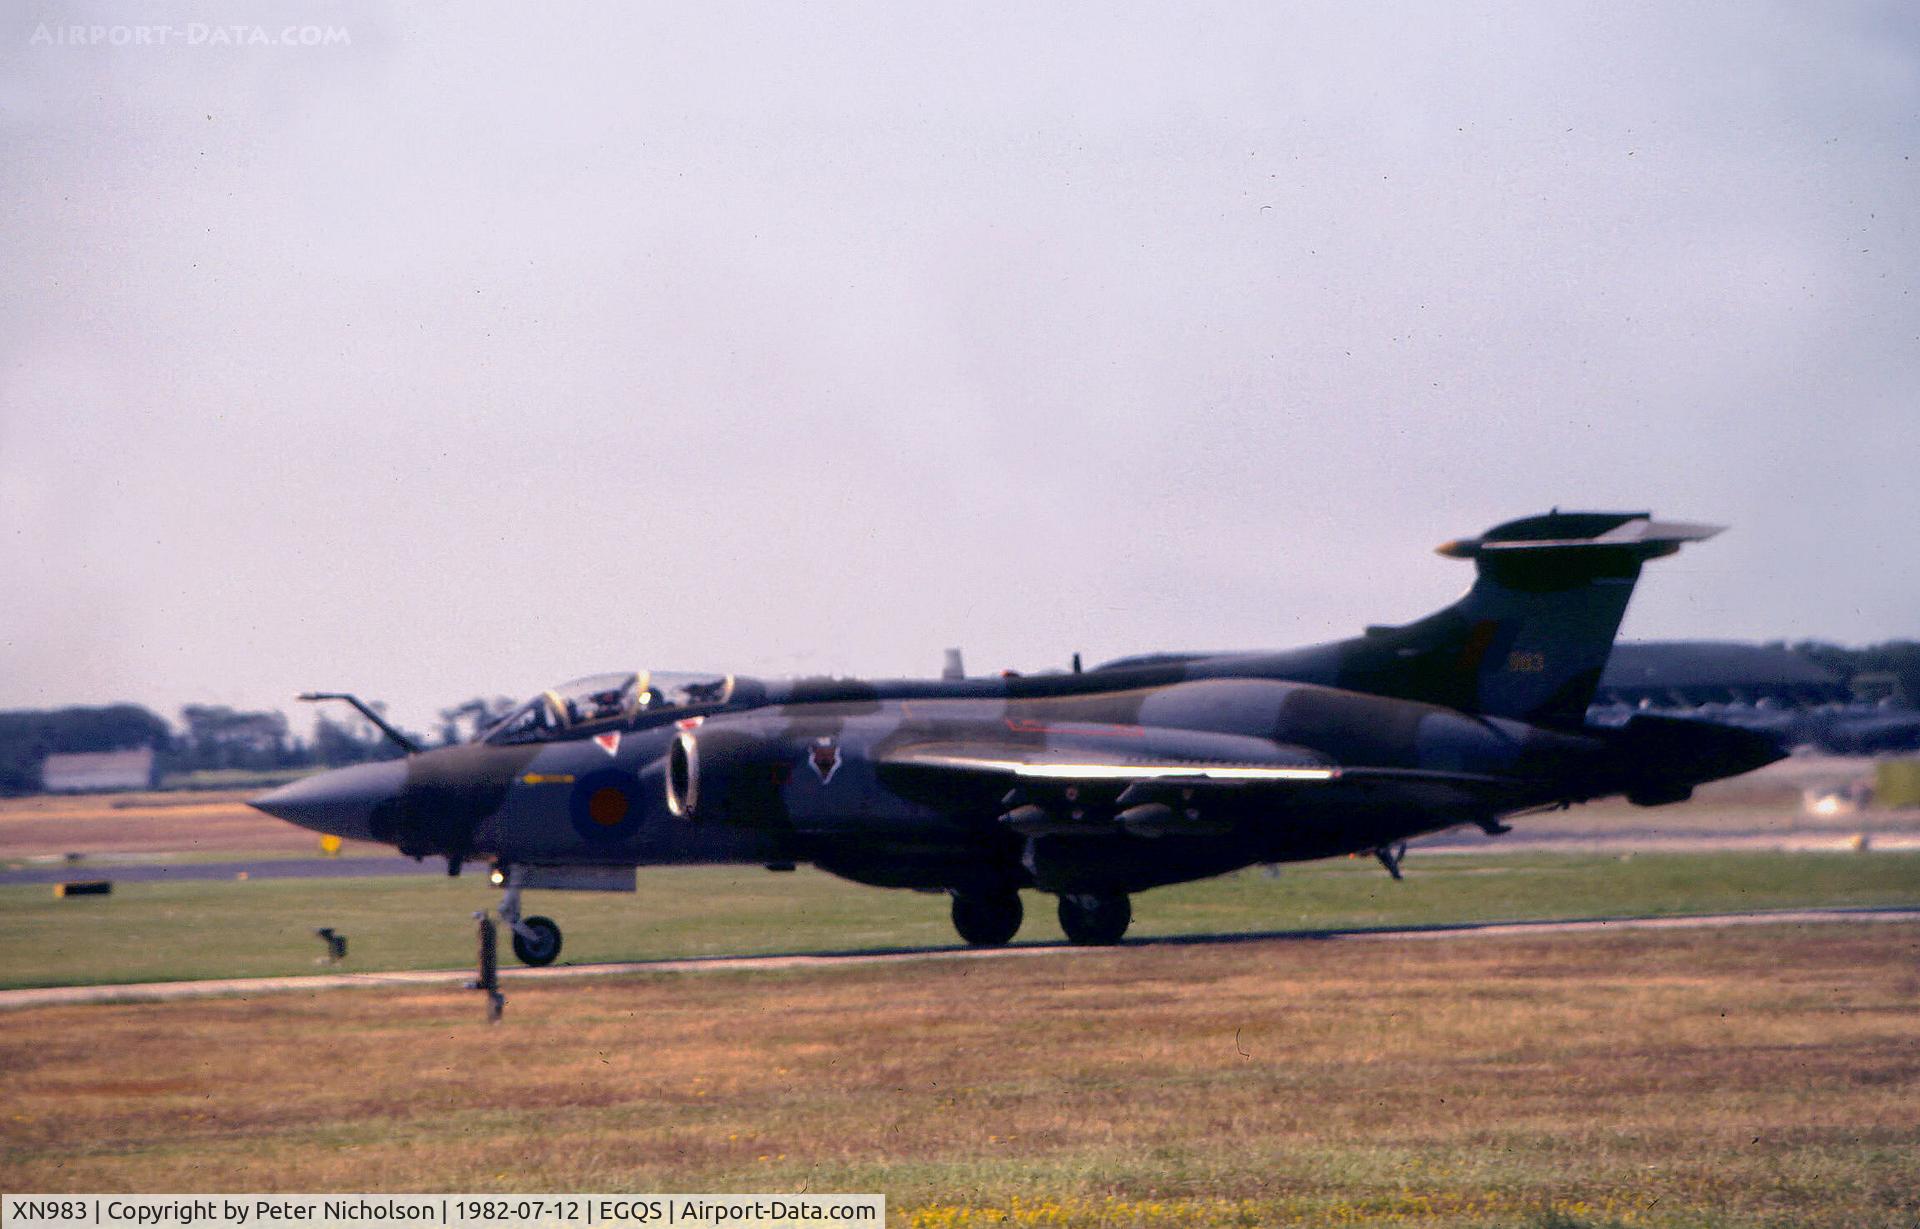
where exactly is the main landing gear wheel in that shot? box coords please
[511,914,562,966]
[950,890,1023,947]
[1058,893,1131,945]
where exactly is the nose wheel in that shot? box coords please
[494,865,565,966]
[510,915,563,966]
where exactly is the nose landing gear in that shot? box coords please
[493,864,565,966]
[511,915,563,966]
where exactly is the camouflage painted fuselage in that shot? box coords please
[258,511,1786,904]
[368,672,1753,897]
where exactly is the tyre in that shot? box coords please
[511,914,563,966]
[950,890,1023,947]
[1058,893,1131,945]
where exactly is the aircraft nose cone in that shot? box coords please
[250,759,407,841]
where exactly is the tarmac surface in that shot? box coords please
[8,824,1920,887]
[1410,826,1920,854]
[4,905,1916,1011]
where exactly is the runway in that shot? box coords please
[6,824,1919,887]
[1411,826,1920,854]
[4,905,1916,1011]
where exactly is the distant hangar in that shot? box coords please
[1599,641,1849,707]
[1598,642,1919,754]
[40,747,158,793]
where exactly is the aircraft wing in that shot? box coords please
[878,735,1522,837]
[882,740,1509,788]
[887,746,1341,785]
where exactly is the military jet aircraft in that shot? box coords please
[253,510,1784,964]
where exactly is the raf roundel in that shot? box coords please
[568,768,643,844]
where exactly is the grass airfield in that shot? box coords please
[4,774,1920,1226]
[3,851,1920,990]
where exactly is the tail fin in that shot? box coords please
[1333,511,1722,727]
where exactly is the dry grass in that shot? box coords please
[4,923,1916,1227]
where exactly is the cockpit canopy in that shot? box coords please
[484,671,732,744]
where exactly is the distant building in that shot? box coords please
[40,747,158,793]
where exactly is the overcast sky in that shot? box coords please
[2,1,1916,736]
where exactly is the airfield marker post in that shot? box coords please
[470,910,504,1022]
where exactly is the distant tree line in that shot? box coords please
[0,695,515,795]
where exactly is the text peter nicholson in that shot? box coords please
[3,1196,883,1229]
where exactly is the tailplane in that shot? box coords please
[1330,511,1721,727]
